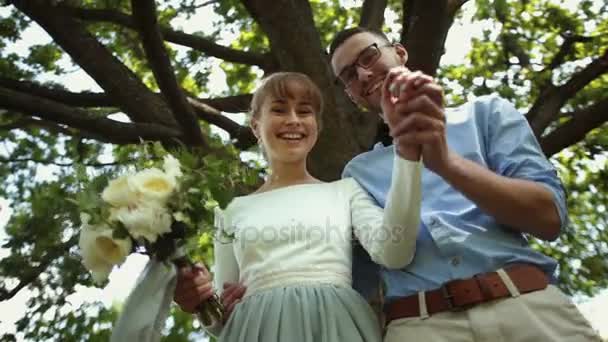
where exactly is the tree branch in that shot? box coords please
[240,0,325,75]
[359,0,387,31]
[0,113,145,144]
[501,33,530,67]
[0,235,78,302]
[541,97,608,156]
[401,0,454,76]
[63,6,275,70]
[528,49,608,135]
[558,49,608,98]
[492,0,530,68]
[180,0,220,11]
[131,0,206,147]
[187,98,256,149]
[0,86,184,144]
[0,157,127,167]
[400,0,415,44]
[0,77,251,113]
[10,0,176,127]
[199,94,252,113]
[0,117,76,136]
[447,0,470,17]
[0,77,113,107]
[546,33,595,71]
[401,0,470,45]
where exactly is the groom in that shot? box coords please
[176,27,600,341]
[326,27,599,341]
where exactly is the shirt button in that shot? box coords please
[451,256,461,267]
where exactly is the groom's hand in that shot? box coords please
[388,75,449,174]
[174,263,214,313]
[381,68,433,161]
[221,282,247,322]
[383,70,446,167]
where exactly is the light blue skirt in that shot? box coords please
[219,284,382,342]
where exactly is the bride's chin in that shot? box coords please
[270,148,309,162]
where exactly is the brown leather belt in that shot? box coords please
[386,264,549,322]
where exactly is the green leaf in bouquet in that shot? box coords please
[112,221,131,241]
[172,146,201,171]
[186,206,207,228]
[151,141,166,158]
[186,187,201,194]
[172,211,192,227]
[168,221,189,240]
[203,199,219,211]
[198,231,212,247]
[89,211,106,227]
[72,195,103,225]
[150,231,178,261]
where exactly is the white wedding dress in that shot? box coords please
[206,155,423,342]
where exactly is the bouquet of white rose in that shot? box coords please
[72,150,225,339]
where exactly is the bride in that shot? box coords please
[176,71,422,342]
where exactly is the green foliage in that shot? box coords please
[25,44,64,74]
[441,0,607,110]
[532,149,608,295]
[310,0,358,48]
[0,12,24,43]
[0,9,32,79]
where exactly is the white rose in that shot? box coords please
[113,203,172,243]
[79,222,132,284]
[128,168,176,204]
[163,154,182,180]
[101,175,139,207]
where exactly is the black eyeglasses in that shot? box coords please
[335,43,394,87]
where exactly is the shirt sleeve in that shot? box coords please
[350,155,422,269]
[483,96,569,232]
[342,161,353,178]
[201,207,240,337]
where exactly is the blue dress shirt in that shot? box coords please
[343,95,568,303]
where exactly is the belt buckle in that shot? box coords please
[440,282,459,312]
[440,281,470,312]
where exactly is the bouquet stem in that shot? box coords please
[173,257,224,325]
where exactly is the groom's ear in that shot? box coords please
[394,43,408,65]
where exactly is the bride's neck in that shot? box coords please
[263,159,317,189]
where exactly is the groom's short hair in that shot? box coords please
[328,27,391,61]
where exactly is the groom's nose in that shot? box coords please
[356,66,373,82]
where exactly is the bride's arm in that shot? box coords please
[350,154,422,269]
[201,210,239,337]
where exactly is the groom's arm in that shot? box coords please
[439,153,561,241]
[389,82,564,241]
